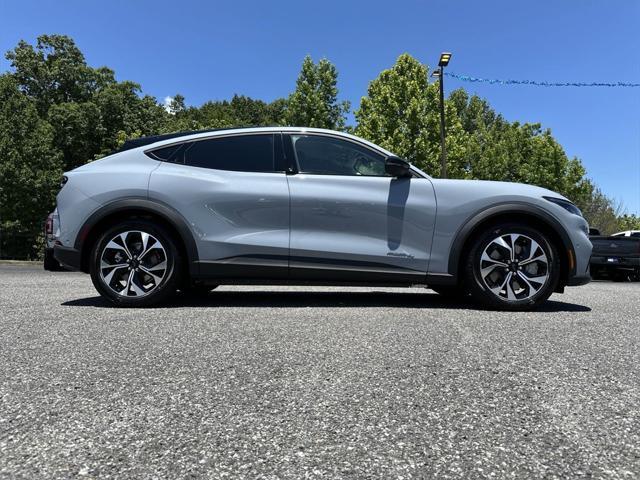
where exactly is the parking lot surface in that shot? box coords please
[0,264,638,479]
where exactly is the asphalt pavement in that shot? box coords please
[0,264,638,479]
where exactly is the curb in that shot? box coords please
[0,260,42,266]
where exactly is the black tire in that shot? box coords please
[89,220,182,307]
[464,223,560,311]
[612,270,630,282]
[590,269,603,281]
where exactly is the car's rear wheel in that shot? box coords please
[90,220,181,307]
[464,223,560,311]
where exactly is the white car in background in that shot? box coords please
[611,230,640,237]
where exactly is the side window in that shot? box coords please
[147,143,183,162]
[291,135,388,176]
[182,134,276,172]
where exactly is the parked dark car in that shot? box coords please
[590,230,640,281]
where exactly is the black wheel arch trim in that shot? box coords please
[74,197,199,274]
[446,202,575,281]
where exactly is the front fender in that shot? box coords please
[436,202,575,281]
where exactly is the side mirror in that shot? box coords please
[589,228,601,236]
[385,156,411,178]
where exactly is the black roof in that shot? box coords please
[117,127,265,152]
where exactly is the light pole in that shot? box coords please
[431,52,451,178]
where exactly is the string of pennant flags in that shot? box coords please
[444,71,640,88]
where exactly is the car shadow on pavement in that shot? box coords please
[62,291,591,312]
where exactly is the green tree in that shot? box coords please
[448,88,592,206]
[6,35,169,168]
[91,81,167,156]
[163,94,287,132]
[355,53,468,177]
[0,74,63,256]
[284,56,349,129]
[617,214,640,231]
[579,187,622,234]
[6,35,111,115]
[167,94,186,115]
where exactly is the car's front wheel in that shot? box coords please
[90,220,181,307]
[464,223,560,311]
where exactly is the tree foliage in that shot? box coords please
[449,88,593,207]
[284,56,349,129]
[617,214,640,232]
[0,74,63,239]
[579,187,623,235]
[355,54,469,178]
[6,35,168,170]
[164,94,286,132]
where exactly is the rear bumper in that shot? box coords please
[590,256,640,269]
[53,245,82,271]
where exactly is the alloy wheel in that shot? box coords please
[99,230,168,297]
[479,233,550,302]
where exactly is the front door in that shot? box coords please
[284,133,437,283]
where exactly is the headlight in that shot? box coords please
[543,196,583,217]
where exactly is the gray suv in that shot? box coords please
[49,127,591,310]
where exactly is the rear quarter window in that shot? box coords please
[146,144,183,161]
[181,134,276,172]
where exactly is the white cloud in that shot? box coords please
[163,96,174,114]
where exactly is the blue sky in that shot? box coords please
[2,0,639,213]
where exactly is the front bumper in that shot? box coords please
[53,245,82,271]
[567,271,591,286]
[561,213,592,287]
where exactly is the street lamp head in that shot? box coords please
[431,69,441,78]
[438,52,452,67]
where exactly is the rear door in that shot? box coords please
[284,133,437,283]
[148,133,290,279]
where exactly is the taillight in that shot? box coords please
[45,214,53,235]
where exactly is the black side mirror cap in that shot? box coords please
[385,156,411,178]
[588,228,601,236]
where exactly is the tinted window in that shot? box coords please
[631,232,640,238]
[147,143,183,161]
[291,135,387,176]
[182,134,275,172]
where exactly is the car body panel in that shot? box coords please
[287,174,436,278]
[148,161,290,275]
[427,179,591,279]
[51,126,592,290]
[55,151,160,247]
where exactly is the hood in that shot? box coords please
[429,178,570,202]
